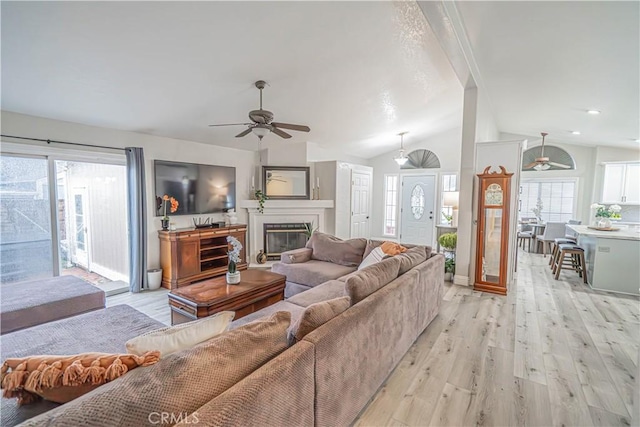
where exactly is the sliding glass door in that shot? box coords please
[0,153,129,287]
[0,155,54,283]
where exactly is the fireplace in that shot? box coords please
[264,223,310,261]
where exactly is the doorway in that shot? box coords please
[400,175,436,245]
[350,171,372,238]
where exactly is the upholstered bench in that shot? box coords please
[0,276,106,335]
[0,304,165,426]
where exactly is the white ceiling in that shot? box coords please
[454,1,639,148]
[1,1,463,159]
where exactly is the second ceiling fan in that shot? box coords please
[209,80,310,140]
[523,132,571,171]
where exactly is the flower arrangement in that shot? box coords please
[441,212,453,225]
[531,198,544,222]
[591,203,622,219]
[159,195,179,219]
[227,236,243,275]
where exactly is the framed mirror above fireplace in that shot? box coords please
[262,166,310,200]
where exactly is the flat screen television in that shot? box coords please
[154,160,236,216]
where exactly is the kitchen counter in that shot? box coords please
[568,225,640,296]
[567,224,640,241]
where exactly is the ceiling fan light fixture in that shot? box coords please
[533,163,551,171]
[394,150,409,166]
[252,125,270,139]
[394,131,409,166]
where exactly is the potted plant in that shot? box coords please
[303,222,317,239]
[157,195,179,230]
[254,189,268,214]
[531,198,544,224]
[591,203,622,228]
[444,257,455,282]
[438,232,457,252]
[441,212,453,226]
[226,236,243,284]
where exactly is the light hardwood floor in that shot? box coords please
[106,250,639,426]
[355,250,639,427]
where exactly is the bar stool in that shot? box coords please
[549,237,577,267]
[552,243,587,283]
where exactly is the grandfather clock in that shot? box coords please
[474,166,513,295]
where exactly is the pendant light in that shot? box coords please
[394,132,409,166]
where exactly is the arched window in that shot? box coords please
[400,149,441,169]
[522,145,576,171]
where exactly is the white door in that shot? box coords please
[71,188,90,269]
[351,171,372,238]
[400,175,435,245]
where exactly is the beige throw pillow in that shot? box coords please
[289,296,351,343]
[306,232,367,266]
[345,256,401,305]
[126,311,235,357]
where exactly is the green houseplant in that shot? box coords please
[254,189,268,214]
[438,232,457,251]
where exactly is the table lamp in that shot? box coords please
[443,191,460,227]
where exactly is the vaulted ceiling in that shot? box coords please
[1,1,462,159]
[2,1,637,158]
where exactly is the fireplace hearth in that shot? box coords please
[264,223,310,261]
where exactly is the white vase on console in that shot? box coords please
[597,218,611,229]
[225,209,238,225]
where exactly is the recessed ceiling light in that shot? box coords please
[571,131,581,135]
[635,139,640,143]
[586,110,601,115]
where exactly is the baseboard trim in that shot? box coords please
[453,275,470,286]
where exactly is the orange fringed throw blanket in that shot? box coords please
[1,351,160,405]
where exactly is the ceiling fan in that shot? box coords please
[523,132,571,171]
[208,80,310,140]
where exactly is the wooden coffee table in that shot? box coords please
[168,270,286,325]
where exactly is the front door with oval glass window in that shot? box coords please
[400,175,435,245]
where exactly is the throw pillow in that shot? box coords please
[18,312,292,427]
[289,296,351,344]
[126,311,235,358]
[397,246,428,275]
[0,351,160,405]
[306,232,367,267]
[380,241,407,256]
[345,256,401,305]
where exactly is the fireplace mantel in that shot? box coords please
[238,199,335,267]
[238,200,334,210]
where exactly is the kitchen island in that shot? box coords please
[567,225,640,296]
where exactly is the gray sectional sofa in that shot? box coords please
[7,236,444,427]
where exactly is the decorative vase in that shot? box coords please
[256,250,267,264]
[225,209,238,225]
[161,218,170,231]
[226,271,241,285]
[597,218,612,229]
[147,269,162,290]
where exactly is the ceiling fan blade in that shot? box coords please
[272,122,310,132]
[548,161,571,169]
[271,127,292,139]
[208,122,252,127]
[235,128,252,138]
[523,161,539,169]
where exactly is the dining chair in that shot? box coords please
[536,222,567,257]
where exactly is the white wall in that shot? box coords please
[1,111,256,273]
[368,127,462,240]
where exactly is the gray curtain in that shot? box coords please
[126,147,147,293]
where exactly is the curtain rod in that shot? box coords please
[1,134,126,152]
